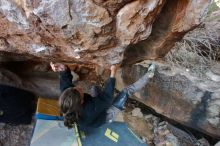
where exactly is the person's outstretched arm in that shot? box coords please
[110,65,117,78]
[99,65,117,103]
[50,62,74,92]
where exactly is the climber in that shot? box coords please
[50,62,155,130]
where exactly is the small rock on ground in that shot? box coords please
[131,108,144,118]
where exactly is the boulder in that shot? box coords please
[115,61,220,138]
[0,0,211,67]
[0,0,217,141]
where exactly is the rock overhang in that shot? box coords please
[0,0,212,67]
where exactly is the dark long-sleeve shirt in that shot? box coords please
[59,68,115,129]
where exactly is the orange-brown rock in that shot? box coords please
[0,0,211,67]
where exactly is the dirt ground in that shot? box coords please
[0,122,34,146]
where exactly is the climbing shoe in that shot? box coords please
[147,63,156,78]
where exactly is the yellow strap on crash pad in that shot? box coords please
[74,123,82,146]
[105,128,119,143]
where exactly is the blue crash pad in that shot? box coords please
[81,122,147,146]
[30,119,79,146]
[35,113,63,120]
[34,113,148,146]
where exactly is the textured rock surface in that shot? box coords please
[152,121,210,146]
[115,61,220,138]
[0,0,217,144]
[0,122,34,146]
[123,0,211,64]
[0,61,100,98]
[0,0,211,67]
